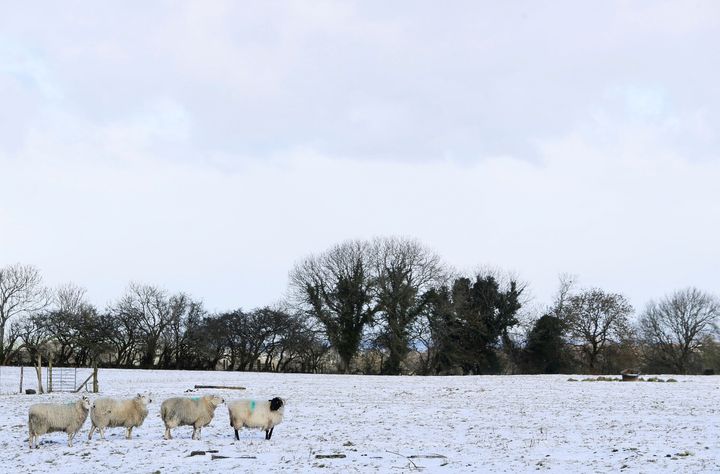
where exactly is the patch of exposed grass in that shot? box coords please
[569,376,679,382]
[580,376,621,382]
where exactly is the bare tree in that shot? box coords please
[547,273,577,319]
[222,308,277,371]
[106,308,141,367]
[563,288,633,372]
[189,314,229,370]
[55,283,88,314]
[4,313,48,365]
[290,240,375,373]
[112,283,190,368]
[408,312,435,375]
[371,237,446,374]
[0,264,50,361]
[159,298,205,369]
[40,283,109,366]
[639,288,720,374]
[42,284,88,364]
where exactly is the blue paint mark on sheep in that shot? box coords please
[191,397,200,401]
[250,400,255,413]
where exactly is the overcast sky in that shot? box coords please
[1,1,719,315]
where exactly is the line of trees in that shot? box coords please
[1,238,719,375]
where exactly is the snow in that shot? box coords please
[0,367,718,472]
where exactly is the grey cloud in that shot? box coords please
[2,1,718,161]
[1,1,719,312]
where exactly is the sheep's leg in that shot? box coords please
[126,427,133,439]
[265,427,274,440]
[191,427,198,440]
[67,432,74,447]
[100,427,106,440]
[164,427,172,440]
[88,424,95,440]
[234,429,239,441]
[28,431,34,449]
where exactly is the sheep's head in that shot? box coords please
[205,395,224,408]
[269,397,284,411]
[80,396,91,410]
[136,393,153,405]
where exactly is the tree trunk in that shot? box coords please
[0,321,5,363]
[142,339,158,368]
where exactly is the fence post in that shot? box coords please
[19,366,24,394]
[48,358,53,393]
[35,353,45,394]
[92,363,99,393]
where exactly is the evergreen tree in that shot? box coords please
[523,315,567,373]
[428,274,522,374]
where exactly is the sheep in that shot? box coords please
[88,393,152,440]
[227,397,284,440]
[28,395,91,448]
[160,395,224,440]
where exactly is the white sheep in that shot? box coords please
[28,395,91,448]
[228,397,284,440]
[160,395,224,440]
[88,393,152,440]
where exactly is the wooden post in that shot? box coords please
[48,358,53,393]
[19,366,24,394]
[92,363,99,393]
[35,353,45,394]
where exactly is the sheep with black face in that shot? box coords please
[227,397,284,440]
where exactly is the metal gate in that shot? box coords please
[47,367,77,392]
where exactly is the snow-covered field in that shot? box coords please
[0,367,717,473]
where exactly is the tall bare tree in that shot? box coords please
[106,307,141,367]
[547,273,577,319]
[0,264,50,361]
[639,288,719,373]
[112,283,191,368]
[40,283,108,366]
[563,288,633,372]
[159,298,205,369]
[290,240,375,373]
[371,237,446,374]
[220,308,275,371]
